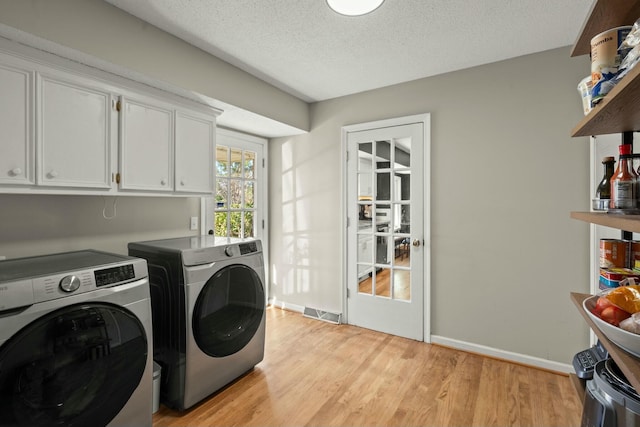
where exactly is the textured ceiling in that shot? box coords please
[104,0,594,103]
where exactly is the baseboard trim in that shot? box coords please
[431,335,573,374]
[268,298,304,313]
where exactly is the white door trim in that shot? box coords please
[341,113,431,342]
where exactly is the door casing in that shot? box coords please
[341,113,431,342]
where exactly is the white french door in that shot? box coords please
[345,116,429,341]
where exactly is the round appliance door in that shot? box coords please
[0,303,148,427]
[193,263,265,357]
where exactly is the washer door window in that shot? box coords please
[193,264,265,357]
[0,303,148,427]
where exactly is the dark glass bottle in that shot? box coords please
[596,156,615,200]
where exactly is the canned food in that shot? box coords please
[600,239,629,268]
[599,267,640,289]
[631,241,640,267]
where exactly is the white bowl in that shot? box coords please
[583,295,640,357]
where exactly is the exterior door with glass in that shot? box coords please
[346,119,427,341]
[204,129,266,240]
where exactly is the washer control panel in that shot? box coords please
[0,256,148,312]
[94,264,136,287]
[59,275,81,293]
[239,241,258,255]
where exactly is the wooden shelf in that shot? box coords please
[571,64,640,137]
[571,292,640,392]
[571,0,640,57]
[571,211,640,232]
[570,0,640,137]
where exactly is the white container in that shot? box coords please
[153,361,161,414]
[590,26,633,104]
[578,76,593,115]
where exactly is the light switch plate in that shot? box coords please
[190,217,198,231]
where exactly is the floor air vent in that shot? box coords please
[303,307,342,324]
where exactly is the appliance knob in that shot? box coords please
[224,246,234,257]
[60,275,81,293]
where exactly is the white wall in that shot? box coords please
[269,47,593,365]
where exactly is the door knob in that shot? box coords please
[412,239,421,247]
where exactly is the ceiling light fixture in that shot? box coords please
[326,0,384,16]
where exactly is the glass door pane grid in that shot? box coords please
[357,138,411,302]
[215,145,257,238]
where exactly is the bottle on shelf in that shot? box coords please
[611,144,636,209]
[596,156,615,200]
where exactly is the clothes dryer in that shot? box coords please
[128,236,265,411]
[0,250,153,427]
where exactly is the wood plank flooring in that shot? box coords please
[152,307,583,427]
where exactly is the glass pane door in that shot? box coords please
[346,119,426,341]
[356,138,412,301]
[215,145,257,238]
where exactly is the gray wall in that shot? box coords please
[0,195,200,258]
[269,47,592,364]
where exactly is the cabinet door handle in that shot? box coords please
[181,179,186,186]
[160,178,167,186]
[48,170,58,179]
[9,167,22,176]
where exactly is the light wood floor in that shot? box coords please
[153,308,582,427]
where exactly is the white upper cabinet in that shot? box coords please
[0,41,221,196]
[0,56,34,185]
[119,95,174,192]
[175,109,215,194]
[38,71,113,189]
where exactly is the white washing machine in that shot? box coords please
[0,250,153,427]
[128,236,266,411]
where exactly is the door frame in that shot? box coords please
[341,113,431,342]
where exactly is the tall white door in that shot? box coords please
[346,117,428,341]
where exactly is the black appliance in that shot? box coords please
[574,341,608,380]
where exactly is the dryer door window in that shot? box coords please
[193,264,265,357]
[0,303,148,427]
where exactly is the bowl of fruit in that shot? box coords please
[584,286,640,357]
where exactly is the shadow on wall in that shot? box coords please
[0,194,199,258]
[270,135,342,312]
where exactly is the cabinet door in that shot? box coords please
[0,59,34,185]
[38,73,112,188]
[175,110,215,194]
[119,96,173,191]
